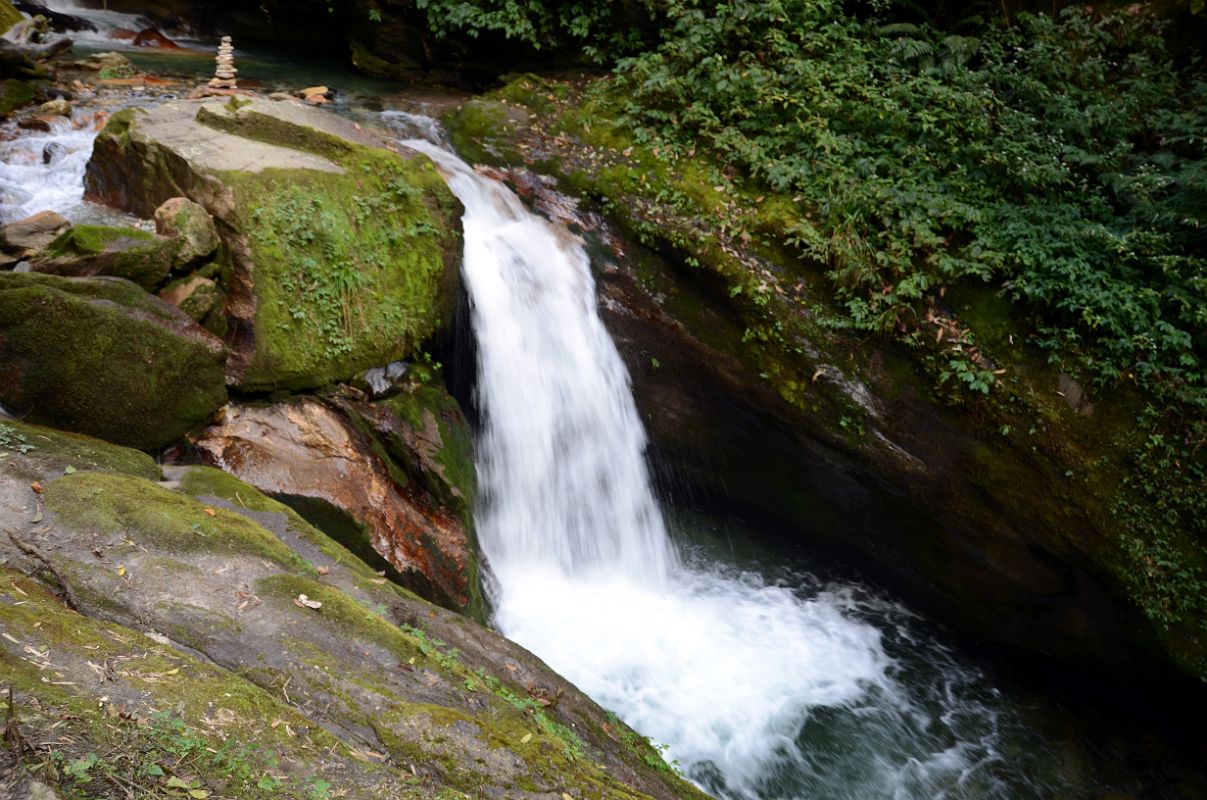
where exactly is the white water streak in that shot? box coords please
[407,137,675,583]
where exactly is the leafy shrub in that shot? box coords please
[413,0,660,57]
[614,1,1205,408]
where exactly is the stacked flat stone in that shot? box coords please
[208,36,236,89]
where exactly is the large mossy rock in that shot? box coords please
[0,272,227,450]
[193,388,485,620]
[0,424,708,800]
[31,224,178,291]
[84,98,463,392]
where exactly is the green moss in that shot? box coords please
[0,272,227,450]
[445,100,526,166]
[0,419,160,479]
[42,224,178,290]
[219,144,460,391]
[47,224,154,256]
[493,73,564,116]
[256,574,427,657]
[4,267,174,317]
[0,570,387,800]
[0,0,22,33]
[197,105,356,162]
[44,472,310,570]
[98,105,142,142]
[0,79,36,117]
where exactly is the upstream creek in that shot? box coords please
[2,15,1205,798]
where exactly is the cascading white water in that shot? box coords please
[38,0,153,46]
[399,130,1022,800]
[0,115,99,224]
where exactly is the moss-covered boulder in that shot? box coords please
[31,224,179,291]
[154,196,219,268]
[159,273,219,321]
[193,390,484,620]
[0,418,160,483]
[0,423,708,800]
[0,272,227,450]
[84,97,463,392]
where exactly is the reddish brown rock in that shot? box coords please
[132,27,179,48]
[16,114,53,132]
[193,398,480,616]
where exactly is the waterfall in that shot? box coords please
[39,0,153,45]
[402,139,675,586]
[397,130,1021,800]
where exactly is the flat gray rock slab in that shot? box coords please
[130,99,346,175]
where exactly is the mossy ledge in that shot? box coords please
[0,423,707,800]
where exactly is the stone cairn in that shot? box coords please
[208,36,236,89]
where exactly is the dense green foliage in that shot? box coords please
[597,0,1207,641]
[411,0,660,56]
[615,2,1205,404]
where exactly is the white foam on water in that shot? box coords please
[0,113,100,224]
[41,0,153,46]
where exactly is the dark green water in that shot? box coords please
[674,510,1207,799]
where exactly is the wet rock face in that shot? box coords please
[0,272,227,450]
[593,234,1163,684]
[0,423,705,800]
[193,396,483,618]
